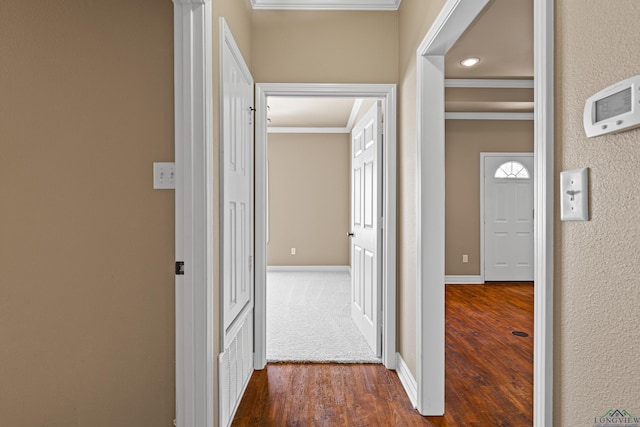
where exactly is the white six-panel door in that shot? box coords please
[483,153,534,281]
[350,101,382,357]
[221,26,254,343]
[219,19,254,427]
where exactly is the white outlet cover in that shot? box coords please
[153,162,176,190]
[560,168,589,221]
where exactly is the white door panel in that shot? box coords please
[364,250,375,319]
[222,44,254,338]
[353,245,363,306]
[350,101,382,357]
[354,169,362,227]
[364,161,374,228]
[484,154,534,281]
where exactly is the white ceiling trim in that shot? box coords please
[268,126,350,133]
[250,0,401,11]
[445,79,534,88]
[445,112,535,120]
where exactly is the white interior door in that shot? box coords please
[350,101,382,357]
[483,153,534,281]
[219,19,254,427]
[221,37,254,339]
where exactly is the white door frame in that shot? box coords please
[416,0,554,424]
[480,152,534,283]
[254,83,397,370]
[172,0,215,426]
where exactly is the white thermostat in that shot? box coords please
[583,75,640,137]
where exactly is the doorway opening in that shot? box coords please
[416,0,552,423]
[433,0,537,421]
[441,0,536,421]
[264,96,383,363]
[444,116,535,423]
[254,83,397,371]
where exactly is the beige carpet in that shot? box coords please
[266,270,379,363]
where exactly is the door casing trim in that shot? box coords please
[415,0,491,415]
[254,83,397,370]
[173,0,215,426]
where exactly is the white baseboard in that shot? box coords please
[445,275,484,284]
[267,265,350,273]
[395,353,417,409]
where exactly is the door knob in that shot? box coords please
[347,232,355,237]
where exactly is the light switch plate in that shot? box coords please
[153,162,175,189]
[560,168,589,221]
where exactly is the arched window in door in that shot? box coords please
[494,161,530,179]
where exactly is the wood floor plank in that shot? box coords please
[232,283,533,426]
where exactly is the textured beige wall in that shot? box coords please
[0,1,254,425]
[251,10,398,83]
[445,120,533,276]
[397,0,447,378]
[555,1,640,425]
[267,134,350,266]
[0,0,175,425]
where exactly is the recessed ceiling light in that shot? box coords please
[460,57,480,67]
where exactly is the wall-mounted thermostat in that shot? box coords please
[584,75,640,137]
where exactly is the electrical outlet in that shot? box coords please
[462,254,469,263]
[291,248,296,255]
[154,162,176,189]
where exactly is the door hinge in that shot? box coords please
[248,255,253,272]
[175,261,185,275]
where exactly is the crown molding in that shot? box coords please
[445,112,535,120]
[267,126,349,133]
[172,0,207,4]
[250,0,401,11]
[445,79,534,88]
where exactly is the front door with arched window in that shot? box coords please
[482,153,534,281]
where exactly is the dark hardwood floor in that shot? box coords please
[232,283,533,426]
[442,283,533,426]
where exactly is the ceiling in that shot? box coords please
[250,0,401,11]
[268,97,356,128]
[445,0,533,79]
[266,0,533,130]
[267,97,378,131]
